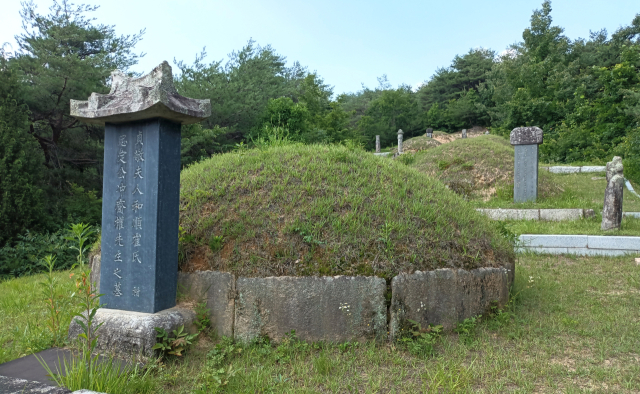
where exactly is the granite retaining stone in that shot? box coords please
[389,268,509,340]
[234,275,387,343]
[68,306,196,360]
[178,271,235,337]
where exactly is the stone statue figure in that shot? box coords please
[601,156,624,231]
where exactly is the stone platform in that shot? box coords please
[67,307,196,361]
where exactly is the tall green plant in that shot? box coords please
[39,255,64,346]
[65,223,95,268]
[37,270,154,394]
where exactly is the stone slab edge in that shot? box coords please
[542,166,606,173]
[477,209,586,221]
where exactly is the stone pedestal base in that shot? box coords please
[68,307,196,361]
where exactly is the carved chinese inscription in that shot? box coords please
[108,129,145,300]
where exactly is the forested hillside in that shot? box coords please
[0,0,639,247]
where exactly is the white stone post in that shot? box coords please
[375,135,380,153]
[397,129,403,154]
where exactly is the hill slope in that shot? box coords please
[179,144,514,278]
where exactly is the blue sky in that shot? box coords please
[1,0,639,95]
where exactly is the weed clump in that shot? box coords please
[179,144,514,278]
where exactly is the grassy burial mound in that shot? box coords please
[179,144,514,278]
[411,134,558,199]
[390,135,441,154]
[430,128,488,144]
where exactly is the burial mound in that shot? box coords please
[390,135,441,154]
[178,144,515,278]
[411,134,558,200]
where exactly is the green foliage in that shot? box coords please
[418,49,496,131]
[180,124,226,167]
[208,235,224,253]
[396,153,416,166]
[0,96,46,246]
[252,124,297,149]
[357,85,421,150]
[0,230,75,278]
[176,43,353,149]
[195,337,241,392]
[194,301,212,332]
[398,320,442,358]
[454,316,479,345]
[153,325,198,358]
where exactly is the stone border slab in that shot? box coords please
[178,271,235,337]
[541,166,606,173]
[234,275,387,343]
[389,267,509,340]
[624,212,640,218]
[373,152,391,157]
[477,208,588,221]
[518,234,640,256]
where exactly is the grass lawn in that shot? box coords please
[0,268,82,365]
[2,254,639,393]
[476,171,640,213]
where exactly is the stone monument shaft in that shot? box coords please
[71,61,211,313]
[510,127,543,203]
[101,119,181,312]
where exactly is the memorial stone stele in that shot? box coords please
[375,135,381,153]
[397,129,404,154]
[71,61,211,313]
[426,128,433,138]
[510,127,543,203]
[461,129,467,138]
